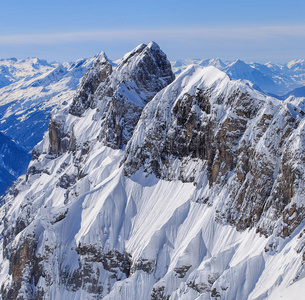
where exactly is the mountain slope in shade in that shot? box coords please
[0,132,31,194]
[0,44,305,300]
[283,86,305,99]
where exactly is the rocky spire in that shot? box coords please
[69,52,113,117]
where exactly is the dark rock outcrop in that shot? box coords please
[48,116,76,155]
[69,52,113,117]
[68,42,174,150]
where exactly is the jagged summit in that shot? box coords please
[69,51,113,117]
[70,42,173,117]
[65,42,174,149]
[146,41,160,50]
[120,43,147,62]
[95,51,110,63]
[114,41,174,102]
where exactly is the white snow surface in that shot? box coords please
[0,54,305,299]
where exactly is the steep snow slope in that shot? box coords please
[0,45,305,300]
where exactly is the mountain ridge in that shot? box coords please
[171,58,305,96]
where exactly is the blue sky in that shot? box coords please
[1,0,305,63]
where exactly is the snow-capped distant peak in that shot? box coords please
[287,59,305,69]
[226,59,250,69]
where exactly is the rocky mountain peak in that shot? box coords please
[114,42,174,103]
[69,52,113,117]
[95,51,110,63]
[42,42,175,160]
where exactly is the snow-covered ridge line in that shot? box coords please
[171,58,305,96]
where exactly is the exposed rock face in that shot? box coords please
[48,115,76,155]
[3,237,40,300]
[67,41,174,149]
[69,52,113,117]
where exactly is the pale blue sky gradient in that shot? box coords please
[1,0,304,63]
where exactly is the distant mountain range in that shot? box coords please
[171,58,305,96]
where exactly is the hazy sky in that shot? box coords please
[1,0,305,63]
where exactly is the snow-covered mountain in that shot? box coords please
[171,58,305,96]
[0,58,56,89]
[0,55,97,194]
[0,57,97,151]
[1,43,305,300]
[223,59,280,94]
